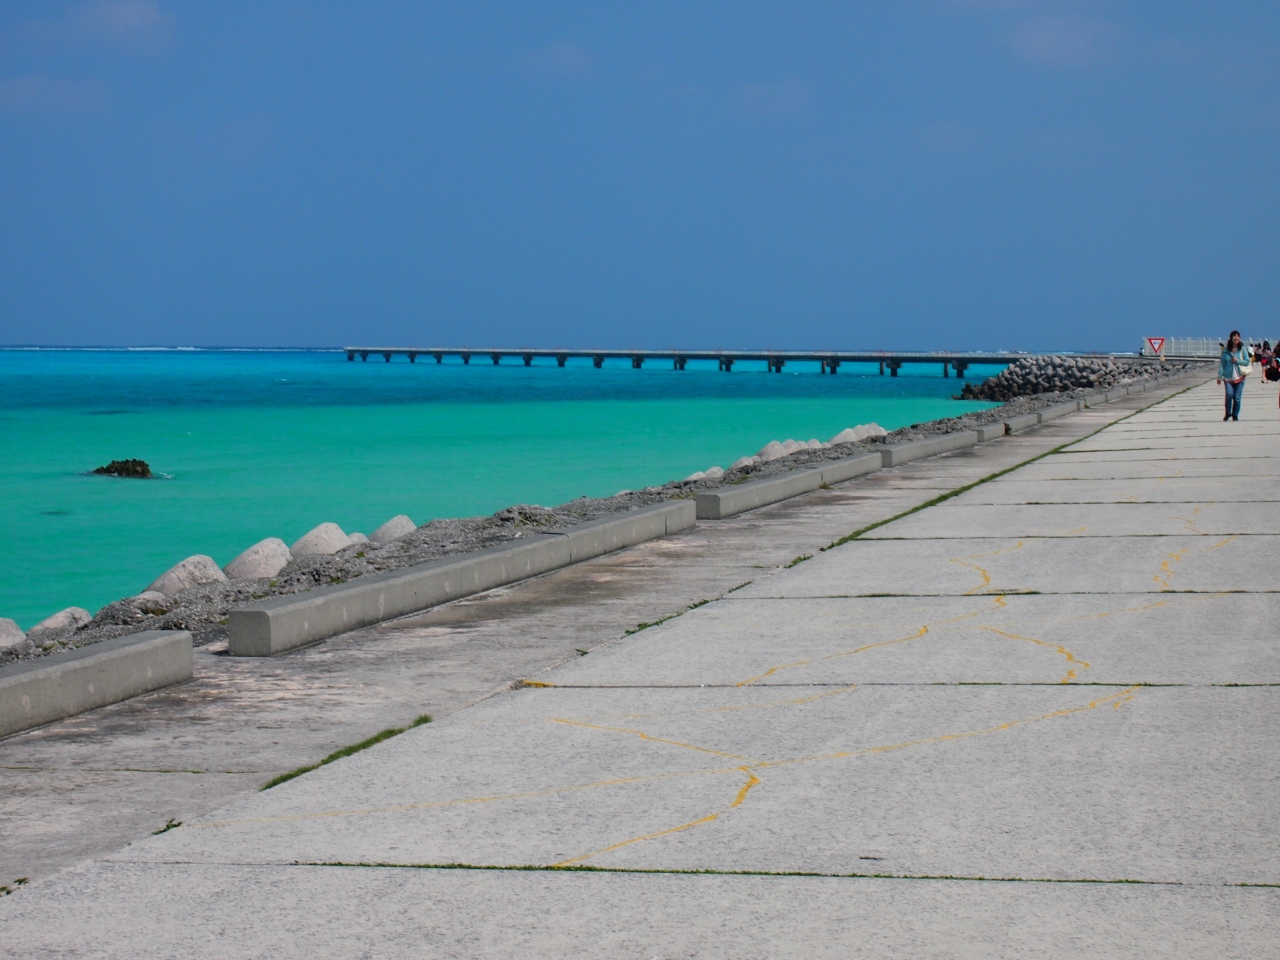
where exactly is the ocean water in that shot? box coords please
[0,349,1002,628]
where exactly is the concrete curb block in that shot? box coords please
[695,453,881,520]
[974,424,1003,443]
[228,501,697,657]
[1037,401,1079,423]
[1004,412,1040,434]
[880,431,978,467]
[1,630,192,738]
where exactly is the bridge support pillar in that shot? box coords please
[953,362,968,379]
[632,356,644,369]
[433,353,443,363]
[523,354,533,366]
[718,357,734,372]
[879,361,884,375]
[382,352,392,363]
[769,358,785,373]
[593,355,604,368]
[674,357,687,370]
[887,361,901,377]
[823,359,840,375]
[408,352,417,363]
[360,352,369,362]
[461,354,471,365]
[942,362,949,377]
[556,355,567,367]
[346,351,355,361]
[491,354,502,365]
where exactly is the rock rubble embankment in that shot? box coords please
[959,355,1204,402]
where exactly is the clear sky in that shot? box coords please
[1,2,1277,351]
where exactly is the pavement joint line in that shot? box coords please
[818,383,1199,552]
[285,861,1280,889]
[510,682,1280,689]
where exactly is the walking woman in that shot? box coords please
[1218,330,1252,421]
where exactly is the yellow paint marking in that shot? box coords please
[196,687,1138,832]
[760,687,1138,769]
[735,623,938,687]
[949,541,1025,595]
[552,767,761,867]
[1154,536,1236,591]
[979,626,1092,683]
[1154,549,1191,591]
[992,595,1008,609]
[522,681,555,688]
[548,718,755,761]
[195,767,744,829]
[1171,505,1205,535]
[601,686,859,722]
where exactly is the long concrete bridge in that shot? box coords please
[342,346,1046,377]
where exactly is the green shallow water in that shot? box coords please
[0,350,1000,628]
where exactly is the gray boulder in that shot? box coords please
[147,555,228,596]
[370,515,416,544]
[224,538,291,580]
[291,522,351,557]
[0,617,26,651]
[26,606,92,643]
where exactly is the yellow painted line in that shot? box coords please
[552,767,761,867]
[198,686,1139,832]
[547,718,756,762]
[979,626,1092,684]
[948,541,1025,595]
[599,685,859,723]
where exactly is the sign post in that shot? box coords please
[1145,337,1166,360]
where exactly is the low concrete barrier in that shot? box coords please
[974,424,1003,443]
[696,453,881,520]
[1,631,192,739]
[1004,413,1040,434]
[1038,401,1079,423]
[880,431,978,467]
[228,501,696,656]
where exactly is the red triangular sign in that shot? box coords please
[1146,337,1165,353]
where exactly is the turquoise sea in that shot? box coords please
[0,349,1002,629]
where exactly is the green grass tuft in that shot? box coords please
[260,714,432,791]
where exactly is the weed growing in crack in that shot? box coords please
[260,714,433,791]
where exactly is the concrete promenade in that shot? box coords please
[2,376,1277,957]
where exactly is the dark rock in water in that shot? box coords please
[92,459,152,479]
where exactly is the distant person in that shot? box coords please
[1218,330,1251,421]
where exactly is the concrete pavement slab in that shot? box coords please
[542,594,1280,687]
[863,501,1275,538]
[106,685,1279,885]
[0,862,1274,960]
[950,476,1280,504]
[733,534,1278,596]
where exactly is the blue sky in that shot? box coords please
[1,2,1277,350]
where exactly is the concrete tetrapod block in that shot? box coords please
[695,454,881,520]
[0,630,192,738]
[228,501,696,657]
[879,431,978,467]
[1037,401,1079,424]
